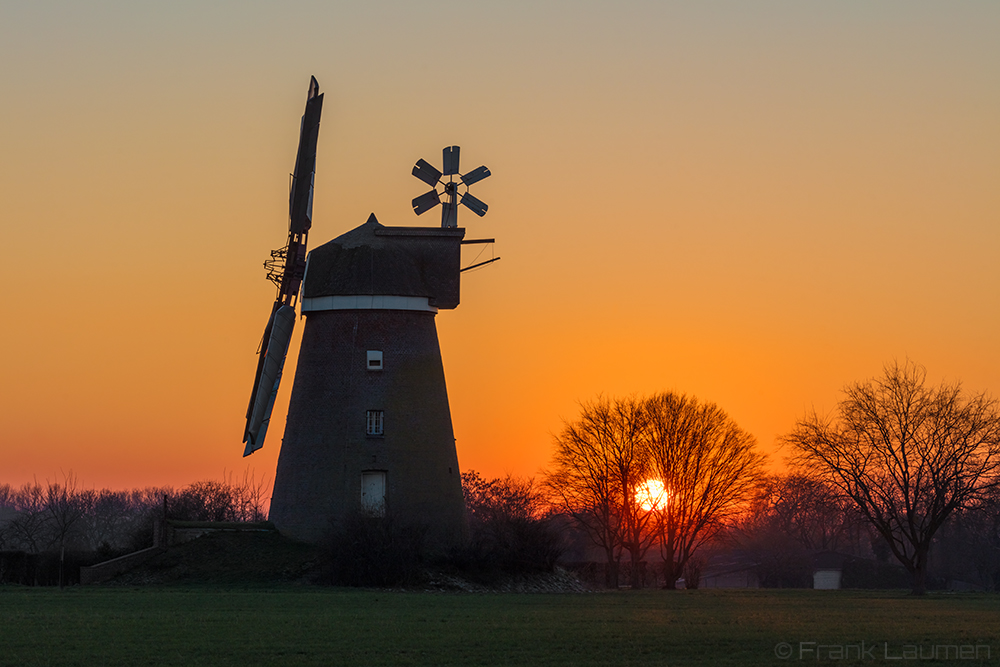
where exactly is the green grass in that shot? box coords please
[1,587,997,666]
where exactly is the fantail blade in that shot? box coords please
[460,192,488,217]
[442,145,460,176]
[412,159,442,187]
[412,189,442,215]
[461,165,490,187]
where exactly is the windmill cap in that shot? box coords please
[303,214,465,309]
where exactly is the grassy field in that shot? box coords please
[0,587,997,666]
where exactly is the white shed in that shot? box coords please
[813,569,842,590]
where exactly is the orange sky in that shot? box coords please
[2,2,998,492]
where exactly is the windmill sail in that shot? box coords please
[243,77,324,456]
[289,76,323,235]
[244,305,296,456]
[244,301,279,426]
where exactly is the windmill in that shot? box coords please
[242,76,323,457]
[264,143,497,545]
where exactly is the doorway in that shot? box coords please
[361,471,386,516]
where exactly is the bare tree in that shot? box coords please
[85,489,137,552]
[168,480,237,522]
[6,482,49,554]
[0,483,13,507]
[44,472,88,588]
[730,474,865,588]
[461,471,563,574]
[464,471,548,525]
[645,392,764,588]
[745,474,862,552]
[946,486,1000,590]
[545,396,654,588]
[784,360,1000,594]
[0,484,16,551]
[226,469,271,522]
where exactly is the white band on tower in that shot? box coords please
[300,295,438,313]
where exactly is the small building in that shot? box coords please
[695,551,761,589]
[812,551,849,589]
[701,562,760,589]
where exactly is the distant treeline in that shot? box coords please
[0,471,270,559]
[7,359,1000,594]
[1,466,998,591]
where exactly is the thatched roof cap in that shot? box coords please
[303,214,464,309]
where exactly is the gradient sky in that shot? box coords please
[2,1,998,492]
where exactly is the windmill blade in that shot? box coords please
[244,305,297,456]
[244,301,280,424]
[412,189,441,215]
[412,159,442,187]
[442,145,460,176]
[461,165,491,187]
[460,192,489,217]
[288,76,324,235]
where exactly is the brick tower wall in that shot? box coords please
[268,307,468,546]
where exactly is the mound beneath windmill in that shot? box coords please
[105,530,322,586]
[86,521,589,591]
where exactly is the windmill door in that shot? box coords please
[361,471,386,516]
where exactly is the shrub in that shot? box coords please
[448,472,564,582]
[318,511,427,587]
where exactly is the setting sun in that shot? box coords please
[635,479,668,512]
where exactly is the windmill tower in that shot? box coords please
[243,83,496,546]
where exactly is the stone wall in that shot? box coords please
[79,546,165,585]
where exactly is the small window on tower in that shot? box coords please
[367,350,383,371]
[366,410,384,436]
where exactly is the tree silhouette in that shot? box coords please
[546,396,653,588]
[731,473,864,588]
[461,471,563,575]
[784,360,1000,594]
[645,392,763,588]
[5,482,48,554]
[546,393,763,589]
[44,473,87,588]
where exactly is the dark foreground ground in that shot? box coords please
[1,586,997,667]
